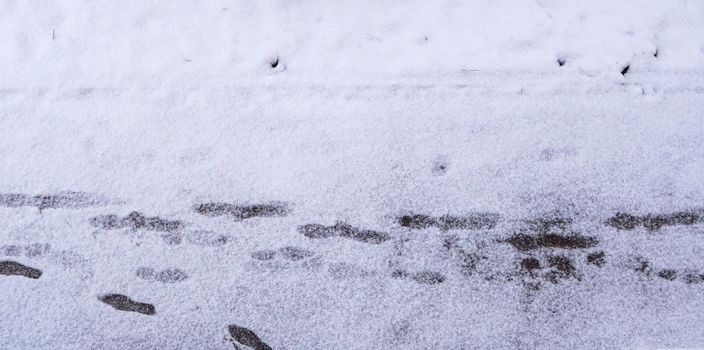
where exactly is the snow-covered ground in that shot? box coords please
[3,0,704,85]
[1,1,704,349]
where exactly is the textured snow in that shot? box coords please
[2,0,704,86]
[1,1,704,349]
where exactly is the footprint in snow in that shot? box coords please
[98,294,156,316]
[0,260,42,279]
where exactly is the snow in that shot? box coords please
[2,0,704,86]
[1,1,704,349]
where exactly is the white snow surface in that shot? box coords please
[2,1,704,349]
[2,0,704,85]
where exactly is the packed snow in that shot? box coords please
[1,1,704,349]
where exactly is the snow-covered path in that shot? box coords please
[3,0,704,348]
[2,73,704,349]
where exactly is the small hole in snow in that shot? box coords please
[270,57,279,69]
[653,49,658,58]
[431,157,449,176]
[557,58,566,66]
[621,65,630,76]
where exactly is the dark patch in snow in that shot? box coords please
[431,157,448,176]
[51,250,87,269]
[123,212,182,232]
[90,214,122,229]
[643,211,701,230]
[557,57,566,66]
[621,64,630,76]
[627,257,704,284]
[391,269,409,279]
[412,271,446,284]
[298,221,390,244]
[539,146,577,161]
[98,294,156,315]
[457,249,487,276]
[440,235,487,276]
[269,57,279,69]
[135,267,156,280]
[657,269,677,281]
[0,261,42,279]
[0,245,23,256]
[161,232,182,245]
[136,267,188,283]
[392,269,446,285]
[505,233,598,251]
[0,191,108,211]
[523,281,541,292]
[527,216,573,234]
[278,246,314,261]
[251,250,276,261]
[186,230,228,246]
[632,257,653,276]
[298,223,336,238]
[606,211,702,231]
[194,202,290,221]
[25,243,51,257]
[328,262,374,279]
[684,272,704,284]
[398,214,436,230]
[520,257,541,272]
[0,242,55,262]
[545,255,578,283]
[606,213,641,230]
[227,324,272,350]
[586,251,605,267]
[91,211,183,232]
[442,235,459,251]
[397,213,499,231]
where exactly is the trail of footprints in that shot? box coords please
[2,192,704,348]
